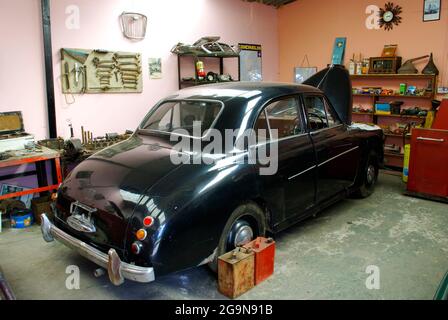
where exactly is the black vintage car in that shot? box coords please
[41,66,383,285]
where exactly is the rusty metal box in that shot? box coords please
[218,248,254,299]
[243,237,275,285]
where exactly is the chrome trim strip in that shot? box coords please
[310,124,344,135]
[318,146,359,167]
[288,165,317,180]
[40,214,155,285]
[250,132,309,149]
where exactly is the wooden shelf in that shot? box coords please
[384,151,404,158]
[353,93,433,99]
[353,112,425,119]
[375,113,424,119]
[351,72,437,172]
[178,53,240,58]
[180,80,236,86]
[177,54,240,89]
[384,133,411,138]
[351,74,436,79]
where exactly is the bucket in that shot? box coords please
[10,209,34,229]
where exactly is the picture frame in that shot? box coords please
[148,58,162,79]
[294,67,317,84]
[423,0,441,22]
[381,44,398,57]
[239,44,263,82]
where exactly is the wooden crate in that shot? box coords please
[218,248,254,299]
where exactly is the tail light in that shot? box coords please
[143,216,154,227]
[131,241,143,255]
[136,229,147,241]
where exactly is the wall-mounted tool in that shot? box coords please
[74,63,80,86]
[114,53,141,60]
[120,67,141,73]
[64,62,70,90]
[68,123,74,138]
[62,48,142,93]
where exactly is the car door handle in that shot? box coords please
[417,137,445,143]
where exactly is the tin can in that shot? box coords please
[400,83,407,95]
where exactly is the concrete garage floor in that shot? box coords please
[1,173,447,300]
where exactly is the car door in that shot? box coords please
[303,94,360,203]
[253,96,316,224]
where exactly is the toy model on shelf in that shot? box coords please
[351,73,437,169]
[172,37,241,89]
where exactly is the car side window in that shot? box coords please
[323,98,341,127]
[265,97,302,139]
[304,95,340,131]
[304,96,328,131]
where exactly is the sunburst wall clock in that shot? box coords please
[378,2,403,31]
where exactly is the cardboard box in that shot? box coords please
[31,196,53,225]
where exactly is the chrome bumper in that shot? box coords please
[40,214,155,286]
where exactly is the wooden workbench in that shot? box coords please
[0,146,62,200]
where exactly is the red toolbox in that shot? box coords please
[243,237,275,285]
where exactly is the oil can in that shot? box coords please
[243,237,275,285]
[218,248,254,299]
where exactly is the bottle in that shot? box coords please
[196,60,206,80]
[356,54,363,75]
[362,58,370,74]
[349,54,356,75]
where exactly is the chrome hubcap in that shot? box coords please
[366,164,376,184]
[233,224,253,247]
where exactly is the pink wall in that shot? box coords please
[278,0,448,95]
[0,0,278,140]
[0,0,48,138]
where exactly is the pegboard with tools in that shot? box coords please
[61,48,142,94]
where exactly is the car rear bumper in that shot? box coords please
[40,214,155,286]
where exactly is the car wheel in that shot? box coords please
[208,202,266,272]
[353,150,379,198]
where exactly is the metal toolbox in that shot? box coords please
[0,111,34,152]
[218,247,255,299]
[243,237,275,285]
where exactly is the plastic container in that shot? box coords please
[10,209,34,229]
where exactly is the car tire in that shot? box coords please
[208,202,266,273]
[353,150,379,198]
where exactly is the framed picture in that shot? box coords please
[148,58,162,79]
[294,67,317,84]
[423,0,441,22]
[239,44,262,82]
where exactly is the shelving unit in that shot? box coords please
[176,53,240,90]
[351,74,437,169]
